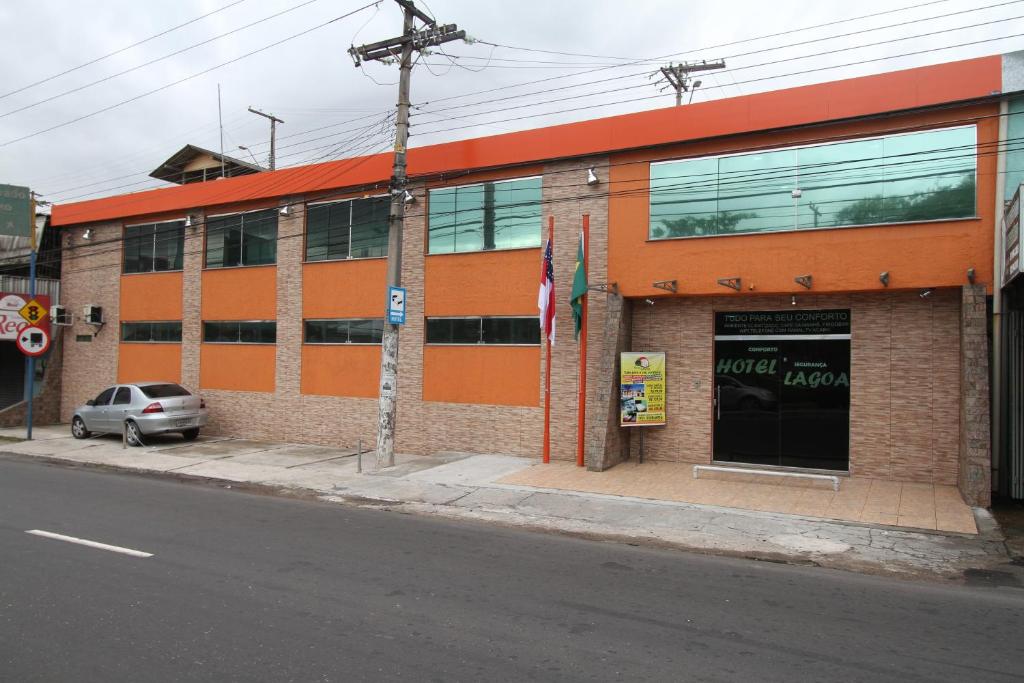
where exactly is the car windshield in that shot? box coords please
[139,383,191,399]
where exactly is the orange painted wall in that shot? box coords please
[303,259,387,319]
[201,266,276,319]
[301,345,380,397]
[423,346,540,406]
[120,272,183,320]
[608,104,1000,296]
[117,344,181,383]
[199,344,275,392]
[425,249,541,316]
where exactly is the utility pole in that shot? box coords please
[349,0,466,468]
[248,106,284,170]
[658,60,726,106]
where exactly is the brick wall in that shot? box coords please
[628,290,964,484]
[58,161,609,459]
[60,223,122,419]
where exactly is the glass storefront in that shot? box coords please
[713,310,851,471]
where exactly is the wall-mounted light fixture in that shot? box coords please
[920,288,934,299]
[791,295,797,306]
[82,228,92,241]
[586,167,599,186]
[794,274,812,289]
[967,267,976,284]
[403,190,416,203]
[279,204,291,216]
[184,215,193,228]
[879,271,890,287]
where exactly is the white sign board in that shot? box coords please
[0,293,28,341]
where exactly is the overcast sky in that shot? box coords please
[1,0,1020,208]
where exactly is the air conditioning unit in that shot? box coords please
[50,305,72,326]
[83,305,103,326]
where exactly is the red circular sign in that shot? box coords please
[16,325,50,357]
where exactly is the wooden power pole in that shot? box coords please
[659,60,726,105]
[248,106,284,170]
[348,0,465,468]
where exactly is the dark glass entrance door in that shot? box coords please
[712,310,851,471]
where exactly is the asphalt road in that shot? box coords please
[1,456,1022,682]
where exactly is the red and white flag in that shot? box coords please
[538,236,555,345]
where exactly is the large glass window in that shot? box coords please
[428,177,542,254]
[650,125,977,239]
[202,321,276,344]
[306,196,389,261]
[123,221,184,273]
[304,318,384,344]
[425,316,540,345]
[120,321,182,343]
[205,209,278,268]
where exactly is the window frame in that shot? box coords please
[648,124,979,242]
[426,175,544,255]
[304,194,390,263]
[122,218,186,274]
[120,321,183,343]
[201,320,277,345]
[302,318,385,345]
[203,208,279,269]
[424,315,541,346]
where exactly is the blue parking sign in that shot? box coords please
[387,286,406,325]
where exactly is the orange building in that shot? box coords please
[52,53,1020,506]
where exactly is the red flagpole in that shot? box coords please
[543,217,554,464]
[576,215,589,468]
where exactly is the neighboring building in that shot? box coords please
[995,59,1024,501]
[0,212,63,422]
[149,144,263,185]
[51,53,1022,507]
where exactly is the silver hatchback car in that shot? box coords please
[72,382,209,446]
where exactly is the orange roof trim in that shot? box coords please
[52,55,1003,227]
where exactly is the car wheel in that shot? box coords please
[125,420,144,447]
[71,416,90,439]
[739,396,761,411]
[181,428,200,441]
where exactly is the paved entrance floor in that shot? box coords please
[499,460,978,534]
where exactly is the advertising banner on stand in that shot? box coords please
[620,351,666,427]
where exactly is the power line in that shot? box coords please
[415,2,1022,120]
[0,0,250,101]
[0,2,380,148]
[38,110,394,200]
[411,31,1024,138]
[0,0,329,121]
[33,0,1011,200]
[415,0,1001,109]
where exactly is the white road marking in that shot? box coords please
[25,530,153,558]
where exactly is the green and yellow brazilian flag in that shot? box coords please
[570,231,587,339]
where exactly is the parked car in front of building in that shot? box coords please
[71,382,208,446]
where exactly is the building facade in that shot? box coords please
[52,54,1021,506]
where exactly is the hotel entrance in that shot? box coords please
[712,310,851,471]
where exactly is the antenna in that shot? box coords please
[218,84,225,178]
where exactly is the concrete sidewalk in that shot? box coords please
[1,425,1018,583]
